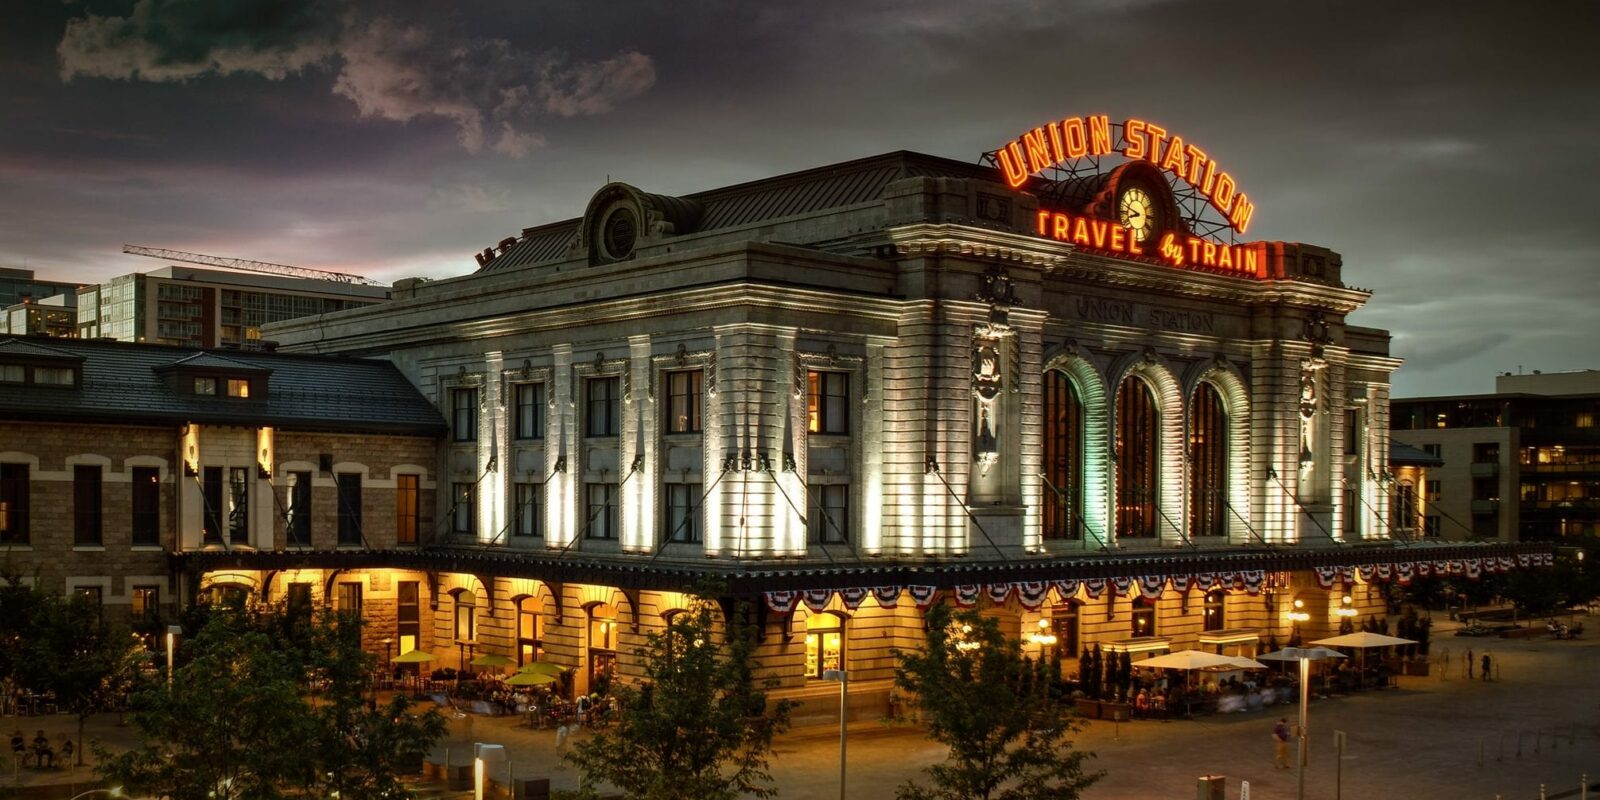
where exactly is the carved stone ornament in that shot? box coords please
[674,343,688,367]
[594,351,607,372]
[705,355,718,398]
[791,351,806,399]
[973,342,1003,402]
[1302,311,1332,360]
[977,264,1019,330]
[622,366,634,405]
[975,405,999,476]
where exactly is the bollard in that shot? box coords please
[1540,783,1546,800]
[1581,772,1588,800]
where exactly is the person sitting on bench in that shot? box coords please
[31,731,52,768]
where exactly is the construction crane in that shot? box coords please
[122,244,384,286]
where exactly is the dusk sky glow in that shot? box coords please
[4,0,1598,396]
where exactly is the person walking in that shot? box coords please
[1481,652,1491,682]
[1273,718,1292,769]
[1466,648,1474,679]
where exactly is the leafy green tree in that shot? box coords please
[562,597,792,800]
[895,604,1102,800]
[98,603,445,800]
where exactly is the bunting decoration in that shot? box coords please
[1416,562,1433,577]
[1218,571,1240,590]
[802,589,833,613]
[1240,570,1266,595]
[1053,579,1081,601]
[1356,566,1375,583]
[907,585,939,609]
[1083,578,1107,599]
[1376,563,1392,582]
[1464,559,1481,580]
[1499,556,1514,572]
[987,583,1016,605]
[954,584,981,607]
[1017,581,1051,610]
[1194,573,1219,590]
[1517,553,1532,567]
[1110,576,1133,597]
[764,590,798,614]
[871,586,901,609]
[1314,566,1337,589]
[1170,574,1193,594]
[1396,562,1414,585]
[1447,560,1464,575]
[1137,575,1166,600]
[838,587,868,611]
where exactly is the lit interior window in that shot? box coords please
[804,613,844,678]
[227,379,250,398]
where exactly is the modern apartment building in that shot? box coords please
[75,266,389,349]
[1392,370,1600,541]
[0,267,81,308]
[0,293,77,338]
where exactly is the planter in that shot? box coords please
[1073,699,1102,719]
[1102,702,1131,722]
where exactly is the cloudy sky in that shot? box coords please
[4,0,1597,396]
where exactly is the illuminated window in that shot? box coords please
[131,585,159,624]
[454,591,476,642]
[518,597,543,665]
[804,613,845,679]
[335,582,362,618]
[514,382,545,439]
[228,467,250,544]
[1188,383,1227,538]
[33,367,74,386]
[807,371,849,434]
[287,471,312,546]
[0,462,29,544]
[665,370,703,434]
[201,467,223,544]
[588,607,617,684]
[452,388,478,442]
[226,379,249,398]
[1116,376,1159,539]
[0,365,21,383]
[1202,589,1226,632]
[194,377,217,396]
[586,377,620,437]
[1131,596,1158,637]
[1043,370,1083,541]
[396,474,419,545]
[1051,603,1080,657]
[451,482,476,537]
[396,582,420,657]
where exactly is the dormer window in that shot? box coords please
[156,352,271,401]
[34,367,75,386]
[227,379,250,398]
[195,377,217,396]
[0,340,85,389]
[0,365,21,383]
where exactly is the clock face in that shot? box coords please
[1118,187,1158,243]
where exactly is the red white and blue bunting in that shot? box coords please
[763,552,1551,618]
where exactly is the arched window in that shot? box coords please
[1189,382,1228,538]
[1131,596,1158,638]
[453,590,476,642]
[517,596,542,665]
[588,605,618,685]
[1116,376,1160,539]
[1050,603,1080,658]
[804,612,846,680]
[1203,589,1227,632]
[1044,371,1083,540]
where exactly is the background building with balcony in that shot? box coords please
[0,292,77,338]
[1392,370,1600,541]
[0,267,81,308]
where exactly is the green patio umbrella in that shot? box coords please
[505,671,559,687]
[469,653,515,668]
[517,661,568,677]
[391,649,437,664]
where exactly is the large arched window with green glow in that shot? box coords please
[1116,376,1159,539]
[1189,382,1228,538]
[1044,370,1083,540]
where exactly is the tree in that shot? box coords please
[894,604,1102,800]
[98,603,445,800]
[562,597,793,800]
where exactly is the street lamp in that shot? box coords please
[1288,599,1310,646]
[1026,618,1058,662]
[822,668,848,800]
[1263,646,1346,800]
[165,625,182,690]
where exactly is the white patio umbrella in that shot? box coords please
[1310,632,1416,649]
[1133,649,1241,671]
[1218,656,1270,670]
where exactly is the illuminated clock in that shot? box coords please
[1118,187,1158,243]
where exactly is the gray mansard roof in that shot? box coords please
[0,336,444,435]
[481,150,996,272]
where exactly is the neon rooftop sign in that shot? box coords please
[993,115,1255,235]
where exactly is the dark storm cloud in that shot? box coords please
[57,0,656,155]
[3,1,1598,395]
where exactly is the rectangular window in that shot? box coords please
[131,467,160,545]
[195,377,217,396]
[1424,516,1441,538]
[664,482,702,543]
[336,473,362,545]
[33,367,74,386]
[131,586,159,624]
[335,582,362,617]
[1423,444,1441,458]
[226,379,250,398]
[1342,488,1359,534]
[1473,442,1500,462]
[586,377,620,437]
[1425,480,1441,501]
[397,582,420,656]
[1344,409,1360,455]
[0,463,29,545]
[73,464,103,546]
[665,371,703,434]
[514,382,545,440]
[0,365,21,383]
[808,484,849,544]
[287,471,312,546]
[452,482,476,536]
[395,474,419,545]
[585,483,617,540]
[74,586,102,624]
[513,481,543,538]
[202,467,224,543]
[452,387,478,442]
[807,371,850,434]
[228,467,250,544]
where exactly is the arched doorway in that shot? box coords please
[587,604,618,689]
[1116,376,1160,539]
[1044,370,1084,540]
[452,590,477,670]
[1189,382,1228,538]
[803,612,846,680]
[516,596,543,665]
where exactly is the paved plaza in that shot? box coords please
[7,614,1598,800]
